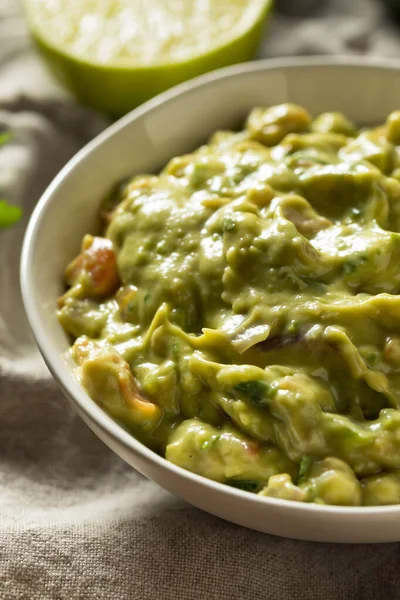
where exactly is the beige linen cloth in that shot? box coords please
[2,1,400,598]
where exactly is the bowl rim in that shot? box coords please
[21,55,400,517]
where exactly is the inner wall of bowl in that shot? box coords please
[31,62,400,362]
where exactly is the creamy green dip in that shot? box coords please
[58,104,400,506]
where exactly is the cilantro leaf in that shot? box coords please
[223,216,236,231]
[229,480,261,493]
[0,134,21,229]
[234,380,267,405]
[297,455,312,485]
[201,435,220,451]
[0,131,11,147]
[0,200,23,228]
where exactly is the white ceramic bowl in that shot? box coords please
[21,57,400,543]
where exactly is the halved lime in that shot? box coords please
[24,0,273,117]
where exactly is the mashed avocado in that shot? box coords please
[58,104,400,506]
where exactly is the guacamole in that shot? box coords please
[58,104,400,506]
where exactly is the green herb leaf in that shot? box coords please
[234,380,267,405]
[0,200,23,228]
[223,217,236,231]
[0,131,11,147]
[0,136,20,229]
[343,255,368,275]
[366,352,379,366]
[287,320,300,335]
[201,435,220,451]
[343,261,357,275]
[229,480,260,493]
[298,455,312,485]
